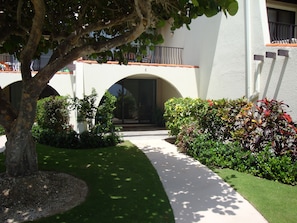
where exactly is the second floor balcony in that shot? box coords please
[0,46,184,73]
[269,21,297,44]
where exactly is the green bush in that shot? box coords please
[95,91,118,134]
[32,125,80,149]
[187,134,297,185]
[164,97,207,136]
[33,91,121,149]
[166,97,297,160]
[165,97,251,140]
[36,96,71,132]
[166,97,297,185]
[79,131,121,148]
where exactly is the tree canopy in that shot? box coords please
[0,0,238,177]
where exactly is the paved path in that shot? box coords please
[122,130,268,223]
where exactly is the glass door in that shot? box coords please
[109,79,156,124]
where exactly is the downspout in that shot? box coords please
[244,0,253,101]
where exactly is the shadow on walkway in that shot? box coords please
[129,138,267,223]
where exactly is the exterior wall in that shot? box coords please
[0,72,22,88]
[78,62,199,102]
[0,62,199,131]
[2,0,297,123]
[161,0,297,120]
[48,73,76,97]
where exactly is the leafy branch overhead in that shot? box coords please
[0,0,238,66]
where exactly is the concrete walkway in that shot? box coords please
[121,130,268,223]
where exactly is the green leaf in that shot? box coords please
[192,0,199,7]
[156,19,166,28]
[227,1,238,16]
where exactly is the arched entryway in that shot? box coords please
[109,79,156,124]
[2,81,59,111]
[108,76,181,126]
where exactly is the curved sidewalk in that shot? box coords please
[122,130,268,223]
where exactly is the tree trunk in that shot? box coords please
[5,128,38,177]
[5,83,39,177]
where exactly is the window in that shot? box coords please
[266,0,297,43]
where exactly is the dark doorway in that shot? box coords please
[109,79,156,124]
[4,81,59,111]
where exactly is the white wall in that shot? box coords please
[80,62,199,101]
[160,0,297,120]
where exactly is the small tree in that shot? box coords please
[71,89,98,130]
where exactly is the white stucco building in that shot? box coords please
[1,0,297,130]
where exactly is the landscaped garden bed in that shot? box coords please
[164,97,297,185]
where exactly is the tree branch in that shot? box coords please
[31,0,154,92]
[20,0,45,81]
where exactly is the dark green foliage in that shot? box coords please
[95,91,118,134]
[33,95,78,148]
[32,125,80,149]
[36,96,71,132]
[79,131,121,148]
[187,134,297,185]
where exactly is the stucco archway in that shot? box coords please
[100,74,181,126]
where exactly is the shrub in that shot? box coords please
[164,97,251,140]
[232,98,297,160]
[32,125,80,149]
[79,131,121,148]
[71,89,98,130]
[36,96,71,132]
[187,134,297,185]
[95,91,118,134]
[167,97,297,184]
[33,95,79,148]
[164,97,208,136]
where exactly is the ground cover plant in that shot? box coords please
[216,168,297,223]
[0,142,174,223]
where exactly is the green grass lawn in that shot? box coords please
[0,142,174,223]
[216,168,297,223]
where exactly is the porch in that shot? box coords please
[0,46,184,72]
